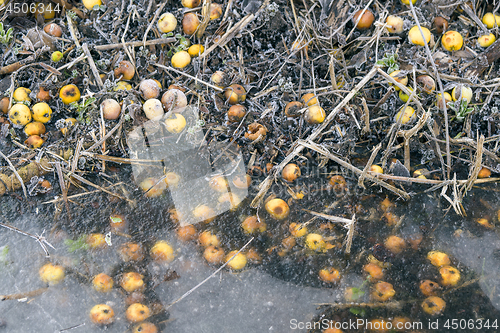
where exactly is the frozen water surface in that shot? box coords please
[0,215,339,333]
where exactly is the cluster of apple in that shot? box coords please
[156,0,224,69]
[39,214,177,332]
[353,1,496,50]
[2,83,84,149]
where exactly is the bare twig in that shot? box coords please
[54,162,71,221]
[165,237,254,310]
[358,143,381,188]
[0,287,48,301]
[303,209,356,253]
[0,221,55,257]
[154,63,224,92]
[462,134,485,194]
[81,43,103,89]
[95,38,176,51]
[142,0,168,47]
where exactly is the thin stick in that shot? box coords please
[95,38,176,51]
[154,63,224,92]
[81,43,104,89]
[64,170,132,203]
[0,221,55,257]
[165,237,254,310]
[303,209,356,253]
[463,134,485,193]
[66,14,81,48]
[358,143,381,188]
[361,97,370,133]
[376,69,425,112]
[79,153,164,165]
[0,287,48,301]
[196,0,212,39]
[42,183,122,204]
[121,12,136,69]
[314,301,402,310]
[142,0,168,47]
[55,162,71,221]
[85,111,125,152]
[58,323,86,332]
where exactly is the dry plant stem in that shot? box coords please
[80,153,164,166]
[345,214,355,254]
[408,1,451,180]
[463,134,485,194]
[66,138,84,195]
[165,237,254,310]
[0,220,54,257]
[451,137,500,163]
[42,184,122,204]
[375,173,500,186]
[372,87,394,113]
[346,105,361,129]
[85,111,125,152]
[424,124,447,180]
[329,56,338,90]
[289,0,301,35]
[71,139,84,174]
[361,97,370,133]
[57,53,86,71]
[399,111,430,171]
[42,53,87,84]
[55,162,71,221]
[250,66,380,207]
[154,63,224,92]
[66,15,81,48]
[358,143,382,188]
[142,0,168,47]
[95,38,176,51]
[379,96,412,169]
[0,48,45,75]
[345,0,374,41]
[39,63,62,76]
[376,69,424,112]
[99,105,106,172]
[0,288,48,301]
[64,169,132,203]
[460,4,488,33]
[303,209,356,253]
[197,0,212,39]
[222,0,233,21]
[81,43,104,89]
[299,140,410,199]
[0,150,27,199]
[426,135,500,163]
[58,323,86,332]
[122,12,136,68]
